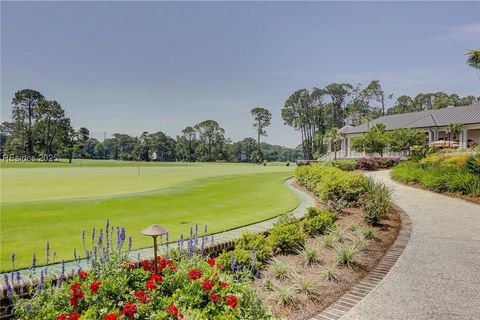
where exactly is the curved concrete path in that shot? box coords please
[341,170,480,320]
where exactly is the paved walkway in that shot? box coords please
[341,171,480,320]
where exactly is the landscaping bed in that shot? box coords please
[215,165,402,319]
[252,184,400,319]
[392,152,480,203]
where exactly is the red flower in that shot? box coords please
[179,314,184,319]
[188,268,202,280]
[145,280,156,290]
[123,302,137,319]
[78,271,87,280]
[150,274,163,283]
[220,282,228,288]
[207,258,216,266]
[209,292,221,303]
[89,281,101,293]
[201,279,214,291]
[140,259,153,271]
[70,296,78,306]
[165,304,179,317]
[69,312,81,320]
[70,283,81,292]
[56,314,67,320]
[134,290,150,304]
[103,314,117,320]
[169,266,176,271]
[226,295,238,309]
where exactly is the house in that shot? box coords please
[332,103,480,159]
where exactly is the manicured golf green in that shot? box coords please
[1,160,297,271]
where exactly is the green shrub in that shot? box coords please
[267,215,305,254]
[235,231,272,263]
[449,171,480,196]
[217,247,260,272]
[323,159,357,171]
[392,159,480,196]
[442,155,470,167]
[465,155,480,175]
[361,177,392,224]
[408,146,439,162]
[301,210,336,236]
[314,169,366,203]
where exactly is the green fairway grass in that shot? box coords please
[1,161,297,271]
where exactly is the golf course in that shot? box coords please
[0,160,298,271]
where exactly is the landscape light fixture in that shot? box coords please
[141,224,168,273]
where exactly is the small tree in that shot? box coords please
[387,128,427,155]
[351,124,388,156]
[324,128,343,160]
[251,107,272,162]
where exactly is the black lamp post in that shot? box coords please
[141,224,168,274]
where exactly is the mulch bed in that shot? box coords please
[254,183,401,320]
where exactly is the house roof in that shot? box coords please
[340,103,480,134]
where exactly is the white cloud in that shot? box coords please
[433,22,480,42]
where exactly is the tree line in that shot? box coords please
[2,80,478,163]
[0,89,299,162]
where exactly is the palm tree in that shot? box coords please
[324,128,344,160]
[447,123,462,148]
[466,49,480,70]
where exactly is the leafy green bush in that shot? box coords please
[217,247,261,273]
[465,155,480,175]
[322,160,357,171]
[295,165,339,191]
[235,231,272,263]
[315,170,366,203]
[449,172,480,196]
[301,210,336,236]
[392,159,480,196]
[361,177,392,224]
[296,164,366,203]
[267,215,305,254]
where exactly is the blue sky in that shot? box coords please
[2,1,479,147]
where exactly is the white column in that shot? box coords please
[462,129,468,149]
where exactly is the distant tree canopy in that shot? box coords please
[2,84,478,163]
[1,89,297,163]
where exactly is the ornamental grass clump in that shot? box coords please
[297,243,319,266]
[321,265,337,282]
[272,284,299,307]
[334,243,358,267]
[270,258,291,280]
[361,177,392,224]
